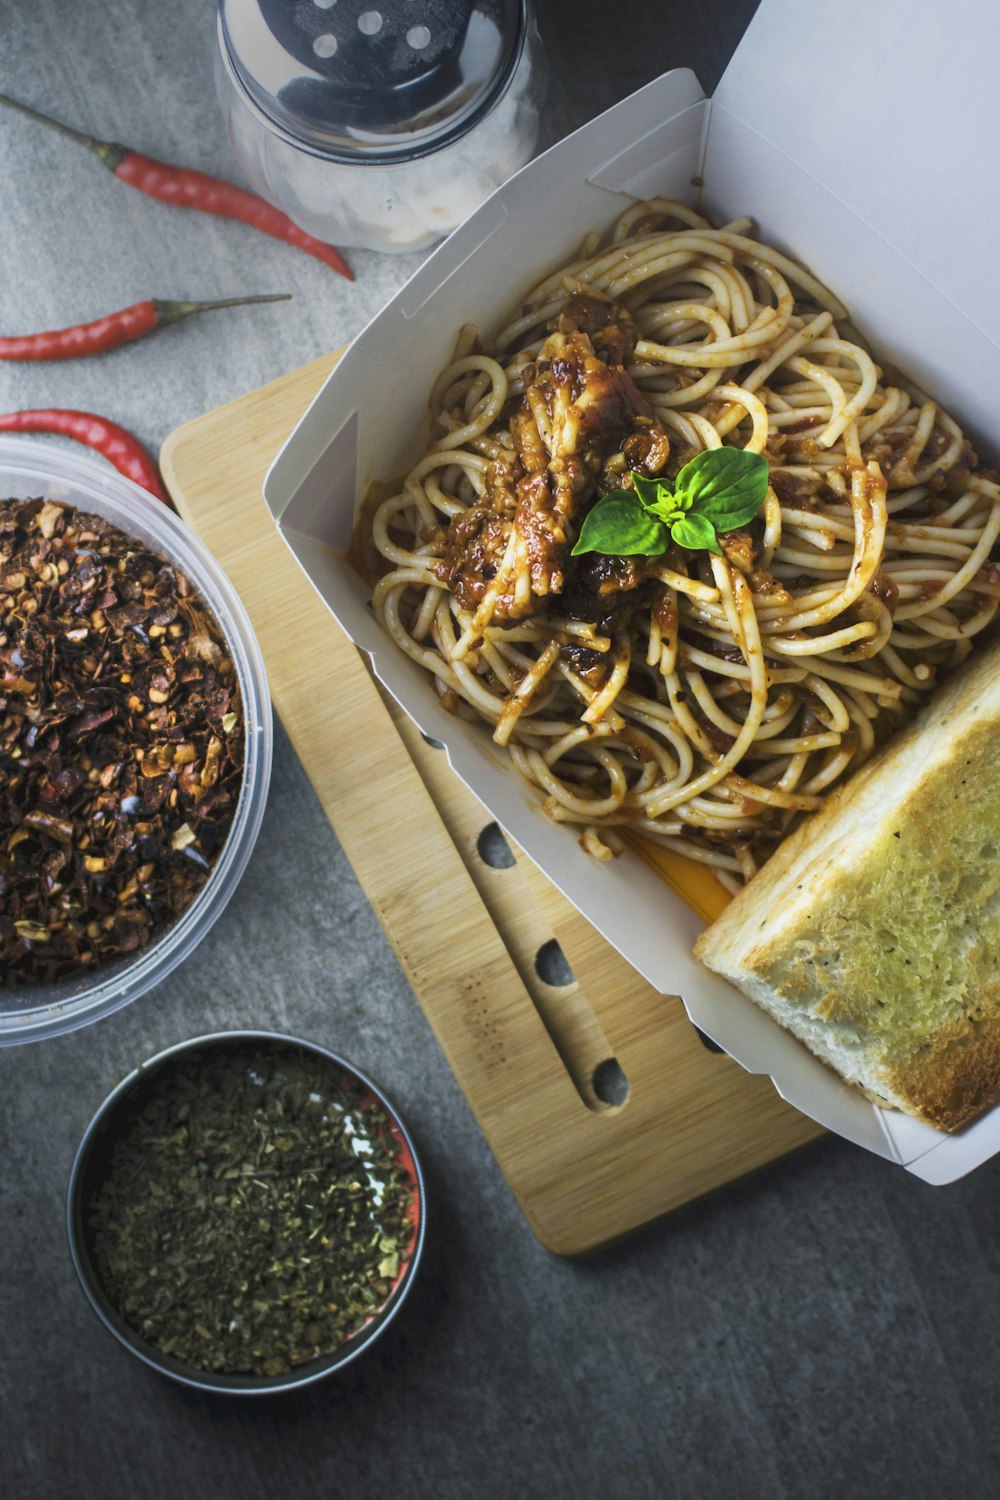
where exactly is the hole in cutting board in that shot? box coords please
[592,1058,629,1107]
[535,939,575,988]
[695,1027,724,1054]
[477,822,516,869]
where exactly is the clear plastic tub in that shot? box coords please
[0,438,272,1045]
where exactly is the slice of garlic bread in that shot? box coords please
[694,642,1000,1131]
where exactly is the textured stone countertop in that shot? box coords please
[1,4,998,1497]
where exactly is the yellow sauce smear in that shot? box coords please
[625,834,733,926]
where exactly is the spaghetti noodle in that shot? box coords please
[369,200,1000,888]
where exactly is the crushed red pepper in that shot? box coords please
[0,498,245,988]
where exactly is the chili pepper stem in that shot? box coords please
[151,293,292,328]
[0,91,126,170]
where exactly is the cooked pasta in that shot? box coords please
[368,199,1000,888]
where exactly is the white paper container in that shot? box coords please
[262,0,1000,1181]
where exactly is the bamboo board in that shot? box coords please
[160,352,822,1256]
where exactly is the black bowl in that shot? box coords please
[67,1029,426,1394]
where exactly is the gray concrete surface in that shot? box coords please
[2,3,999,1498]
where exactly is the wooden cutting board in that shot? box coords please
[160,352,822,1256]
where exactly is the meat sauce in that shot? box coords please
[434,293,673,629]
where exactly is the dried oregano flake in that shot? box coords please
[87,1045,418,1377]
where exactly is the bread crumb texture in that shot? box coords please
[696,647,1000,1132]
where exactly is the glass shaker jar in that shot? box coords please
[215,0,547,254]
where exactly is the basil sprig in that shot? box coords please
[571,448,769,558]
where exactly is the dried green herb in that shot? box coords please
[87,1044,418,1378]
[0,497,245,987]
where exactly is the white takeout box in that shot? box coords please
[263,0,1000,1182]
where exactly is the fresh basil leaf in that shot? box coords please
[670,511,722,554]
[673,448,769,530]
[571,490,671,557]
[649,488,692,521]
[702,497,768,534]
[630,472,667,511]
[647,496,684,524]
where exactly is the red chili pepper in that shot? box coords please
[0,292,291,361]
[0,410,170,505]
[0,93,353,282]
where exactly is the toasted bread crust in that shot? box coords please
[882,1014,1000,1131]
[695,641,1000,1133]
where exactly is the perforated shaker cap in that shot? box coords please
[219,0,526,163]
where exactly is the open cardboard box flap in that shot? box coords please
[264,0,1000,1180]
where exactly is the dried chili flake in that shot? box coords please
[0,498,245,988]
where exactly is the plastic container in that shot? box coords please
[0,438,272,1045]
[215,0,547,253]
[67,1030,426,1395]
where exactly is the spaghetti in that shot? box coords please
[369,200,1000,888]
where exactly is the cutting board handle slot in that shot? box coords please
[159,348,823,1255]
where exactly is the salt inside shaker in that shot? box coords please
[215,0,547,253]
